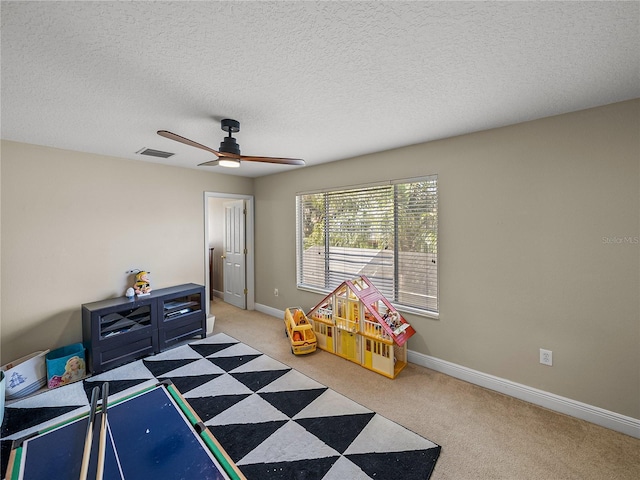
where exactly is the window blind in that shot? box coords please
[296,176,438,314]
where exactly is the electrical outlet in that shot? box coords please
[540,348,553,366]
[274,288,279,297]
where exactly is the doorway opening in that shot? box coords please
[204,192,255,320]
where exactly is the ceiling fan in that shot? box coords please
[157,119,305,168]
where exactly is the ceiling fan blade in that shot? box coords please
[157,130,221,156]
[197,159,225,167]
[239,155,305,166]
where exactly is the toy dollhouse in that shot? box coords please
[307,275,416,379]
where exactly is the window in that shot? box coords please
[296,176,438,315]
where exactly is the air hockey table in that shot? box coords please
[5,380,246,480]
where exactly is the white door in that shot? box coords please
[223,199,246,308]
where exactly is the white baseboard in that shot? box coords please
[408,350,640,439]
[255,303,639,439]
[255,303,285,318]
[211,289,224,300]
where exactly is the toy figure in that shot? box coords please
[134,271,152,295]
[383,311,401,330]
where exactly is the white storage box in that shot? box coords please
[1,350,49,400]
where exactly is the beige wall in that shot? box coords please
[0,141,253,364]
[1,100,637,420]
[254,100,640,419]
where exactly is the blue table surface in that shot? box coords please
[15,385,228,480]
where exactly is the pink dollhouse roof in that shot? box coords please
[308,275,416,347]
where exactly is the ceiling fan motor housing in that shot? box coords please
[219,136,240,155]
[219,119,241,154]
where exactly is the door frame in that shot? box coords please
[203,192,255,317]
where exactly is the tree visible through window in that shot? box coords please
[296,176,438,315]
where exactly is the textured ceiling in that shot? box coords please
[1,1,639,177]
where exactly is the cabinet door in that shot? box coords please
[99,304,152,339]
[87,301,157,374]
[94,335,156,374]
[158,288,205,350]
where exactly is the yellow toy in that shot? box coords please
[284,307,317,355]
[133,270,152,296]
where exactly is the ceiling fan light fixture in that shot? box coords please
[218,158,240,168]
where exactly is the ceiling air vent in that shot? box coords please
[136,148,175,159]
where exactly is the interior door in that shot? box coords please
[223,199,246,309]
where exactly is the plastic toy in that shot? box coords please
[284,307,317,355]
[306,275,416,378]
[133,270,152,296]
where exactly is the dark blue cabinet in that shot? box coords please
[82,284,206,374]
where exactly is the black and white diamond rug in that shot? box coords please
[1,333,441,479]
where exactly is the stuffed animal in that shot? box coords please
[134,270,152,295]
